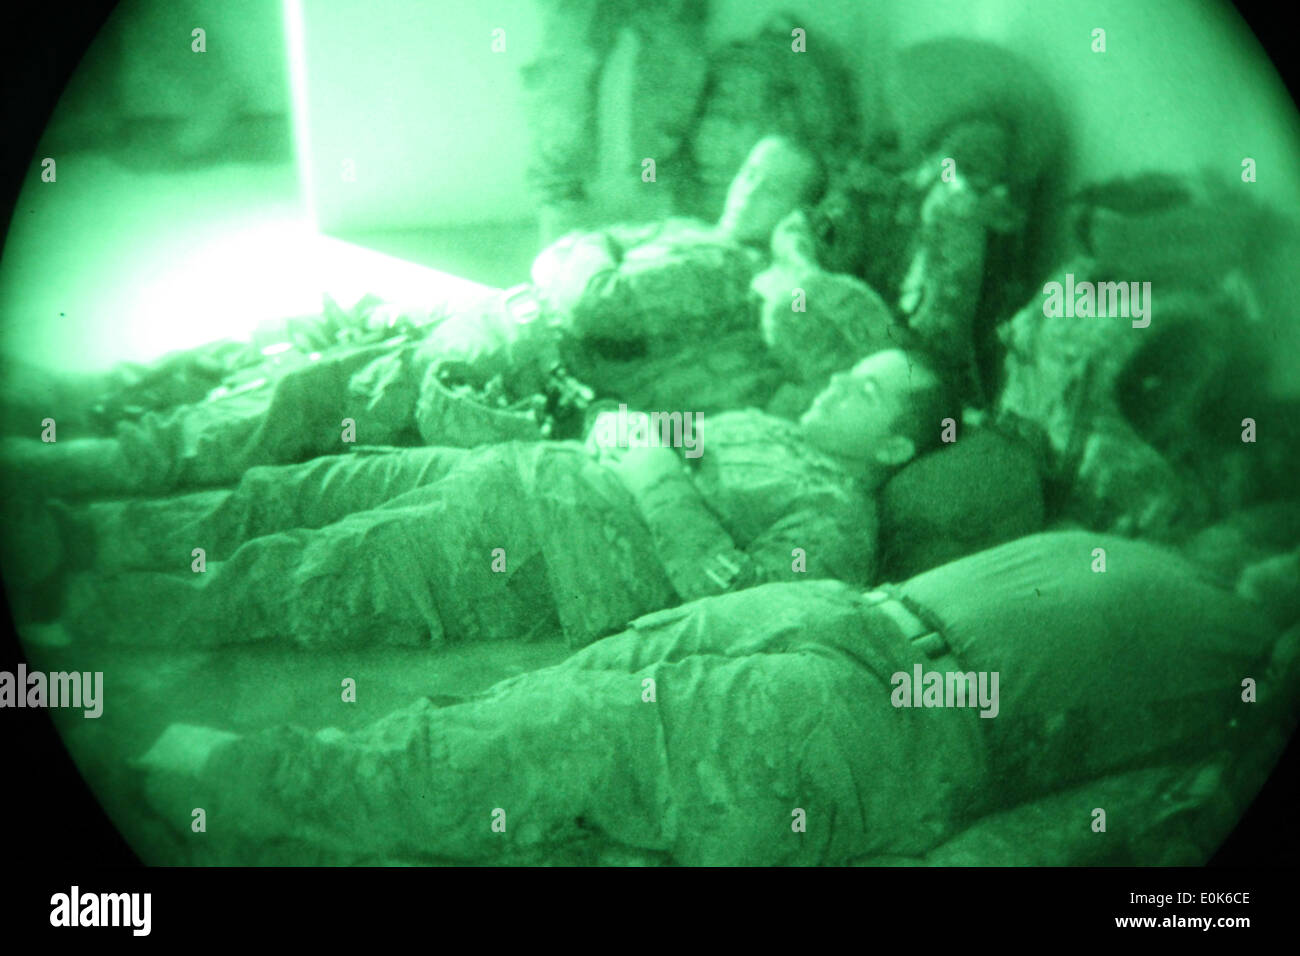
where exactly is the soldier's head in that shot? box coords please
[691,19,858,216]
[717,136,825,245]
[799,348,954,487]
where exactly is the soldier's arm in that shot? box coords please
[609,445,758,602]
[535,221,754,342]
[742,506,877,589]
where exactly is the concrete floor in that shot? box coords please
[30,632,575,865]
[0,149,528,376]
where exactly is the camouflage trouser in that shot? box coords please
[520,0,709,204]
[113,343,422,494]
[79,446,470,572]
[141,579,987,865]
[138,533,1271,865]
[64,444,674,649]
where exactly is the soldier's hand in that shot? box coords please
[608,444,683,496]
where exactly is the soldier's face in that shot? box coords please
[718,138,819,244]
[800,349,934,460]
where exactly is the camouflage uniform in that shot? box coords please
[682,20,859,220]
[813,39,1064,404]
[522,7,859,225]
[894,129,1029,402]
[2,290,563,499]
[137,533,1269,865]
[532,218,784,413]
[996,170,1288,541]
[63,410,876,649]
[997,260,1199,541]
[622,409,877,602]
[532,213,902,417]
[521,0,710,207]
[755,210,903,415]
[141,578,984,865]
[65,443,674,649]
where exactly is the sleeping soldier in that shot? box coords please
[0,136,898,501]
[531,135,900,416]
[50,350,952,649]
[133,531,1279,865]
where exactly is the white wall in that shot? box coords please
[294,0,542,233]
[876,0,1300,200]
[118,0,290,117]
